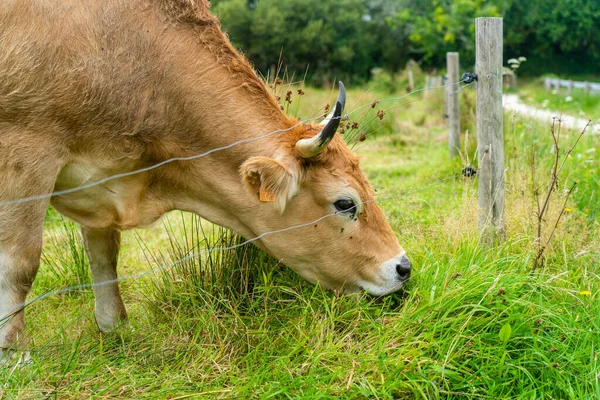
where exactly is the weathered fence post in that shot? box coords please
[584,81,590,93]
[425,75,431,89]
[476,17,505,245]
[446,52,460,157]
[408,70,415,92]
[567,80,573,95]
[544,78,550,91]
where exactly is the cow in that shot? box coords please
[0,0,411,353]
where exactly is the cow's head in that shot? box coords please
[240,83,410,295]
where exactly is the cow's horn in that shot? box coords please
[296,81,346,158]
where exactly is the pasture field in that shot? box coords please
[517,78,600,121]
[1,83,599,399]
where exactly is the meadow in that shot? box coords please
[517,77,600,121]
[1,80,599,399]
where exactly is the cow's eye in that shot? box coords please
[334,199,356,214]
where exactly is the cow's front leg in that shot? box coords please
[0,235,44,350]
[0,213,45,365]
[0,136,63,353]
[81,227,127,332]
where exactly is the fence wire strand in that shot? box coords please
[0,80,469,208]
[0,174,464,326]
[0,79,472,328]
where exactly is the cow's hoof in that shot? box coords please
[0,348,31,368]
[96,315,129,333]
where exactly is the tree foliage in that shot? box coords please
[502,0,600,77]
[392,0,501,68]
[211,0,600,83]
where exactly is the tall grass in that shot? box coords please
[138,213,279,318]
[38,217,91,294]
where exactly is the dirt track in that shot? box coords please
[503,94,598,135]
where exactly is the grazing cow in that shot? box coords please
[0,0,411,351]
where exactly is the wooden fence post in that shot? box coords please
[544,78,550,91]
[408,70,415,92]
[476,17,505,245]
[446,52,460,157]
[567,80,573,95]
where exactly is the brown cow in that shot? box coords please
[0,0,411,352]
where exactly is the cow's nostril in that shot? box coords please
[396,264,410,280]
[396,255,411,281]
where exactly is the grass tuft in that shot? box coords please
[139,213,280,319]
[38,217,91,294]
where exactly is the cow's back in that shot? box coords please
[0,0,188,145]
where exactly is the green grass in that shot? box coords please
[1,83,599,399]
[517,78,600,121]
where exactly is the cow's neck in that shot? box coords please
[151,40,294,239]
[156,28,290,158]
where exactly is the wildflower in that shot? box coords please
[564,208,573,213]
[376,110,385,120]
[297,89,305,96]
[580,290,591,296]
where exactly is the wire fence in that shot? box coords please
[0,80,474,327]
[0,79,470,208]
[1,174,465,327]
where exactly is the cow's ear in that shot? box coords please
[240,157,299,213]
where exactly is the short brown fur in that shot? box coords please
[0,0,405,351]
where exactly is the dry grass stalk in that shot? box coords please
[532,118,591,272]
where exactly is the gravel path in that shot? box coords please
[503,94,598,134]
